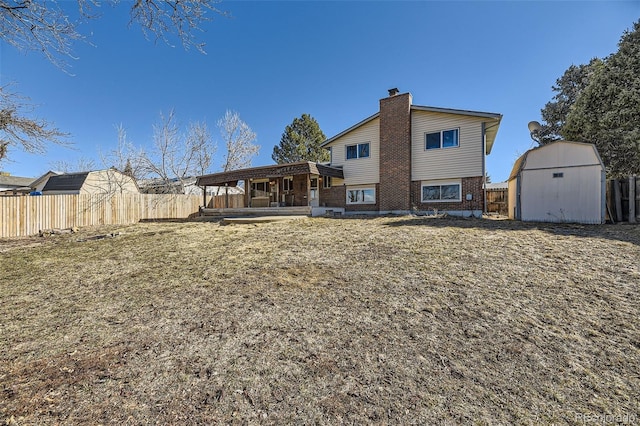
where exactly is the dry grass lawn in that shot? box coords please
[1,216,639,425]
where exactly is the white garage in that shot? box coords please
[508,141,606,224]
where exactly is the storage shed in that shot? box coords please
[42,169,139,195]
[508,141,605,224]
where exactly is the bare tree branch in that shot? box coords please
[0,85,69,162]
[138,110,216,194]
[218,110,258,172]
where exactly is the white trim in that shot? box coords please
[421,179,462,202]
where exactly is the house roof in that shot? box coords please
[508,140,604,181]
[485,182,508,190]
[321,104,502,154]
[0,174,36,190]
[42,172,89,192]
[196,161,344,187]
[30,170,62,189]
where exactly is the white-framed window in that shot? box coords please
[283,176,293,191]
[425,128,459,150]
[346,142,370,160]
[421,180,461,202]
[347,187,376,204]
[323,176,332,188]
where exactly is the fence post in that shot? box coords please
[630,175,636,223]
[613,179,623,223]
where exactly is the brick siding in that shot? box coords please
[319,185,346,208]
[379,92,412,211]
[410,176,485,212]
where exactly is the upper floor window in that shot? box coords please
[346,142,370,160]
[426,129,459,150]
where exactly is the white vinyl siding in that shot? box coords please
[325,118,380,185]
[412,111,485,181]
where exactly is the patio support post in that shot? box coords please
[245,179,250,208]
[203,185,207,209]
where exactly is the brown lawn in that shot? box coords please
[1,216,639,425]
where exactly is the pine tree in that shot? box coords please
[272,114,328,164]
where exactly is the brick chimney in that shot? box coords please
[379,90,412,212]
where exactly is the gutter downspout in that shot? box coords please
[482,122,487,215]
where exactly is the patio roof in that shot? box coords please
[196,161,344,187]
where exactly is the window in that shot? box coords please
[553,172,564,178]
[323,176,332,188]
[425,129,459,150]
[347,187,376,204]
[346,142,370,159]
[421,182,461,202]
[283,176,293,191]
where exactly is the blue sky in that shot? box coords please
[1,1,638,182]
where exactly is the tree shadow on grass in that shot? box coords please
[382,215,640,247]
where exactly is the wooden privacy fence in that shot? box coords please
[0,193,203,238]
[207,193,245,209]
[486,188,508,215]
[607,176,639,223]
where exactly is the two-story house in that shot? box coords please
[320,89,501,216]
[196,89,501,216]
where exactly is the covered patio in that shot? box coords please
[196,161,344,215]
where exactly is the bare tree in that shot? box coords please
[139,110,215,194]
[218,110,258,172]
[49,157,96,173]
[0,0,226,70]
[0,0,226,162]
[0,85,68,162]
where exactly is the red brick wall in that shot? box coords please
[319,185,346,208]
[379,92,412,211]
[410,176,485,212]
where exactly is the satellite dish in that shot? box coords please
[527,121,542,133]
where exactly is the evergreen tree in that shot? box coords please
[537,59,602,143]
[563,20,640,177]
[536,20,640,176]
[272,114,328,164]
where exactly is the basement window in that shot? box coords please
[553,172,564,178]
[347,187,375,204]
[421,181,461,202]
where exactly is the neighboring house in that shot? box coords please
[196,89,502,215]
[0,173,35,195]
[41,169,139,195]
[508,141,605,224]
[30,170,62,193]
[139,177,244,196]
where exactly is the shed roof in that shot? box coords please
[42,172,89,192]
[508,140,604,181]
[196,161,344,187]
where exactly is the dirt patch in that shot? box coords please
[1,217,639,424]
